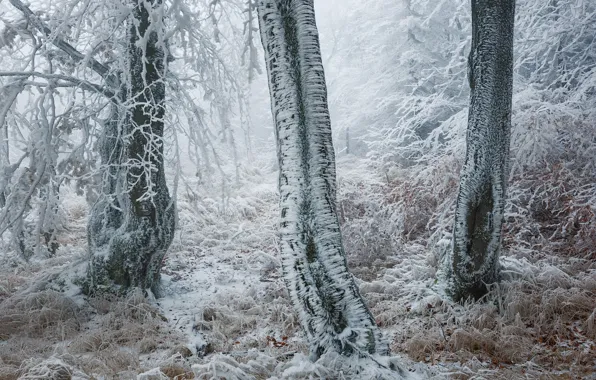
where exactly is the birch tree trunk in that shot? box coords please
[257,0,388,358]
[450,0,515,301]
[87,0,175,295]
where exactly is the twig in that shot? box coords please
[8,0,118,88]
[0,72,115,99]
[433,316,449,343]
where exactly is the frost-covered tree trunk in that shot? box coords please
[0,83,23,207]
[450,0,515,301]
[257,0,388,358]
[87,102,126,288]
[87,0,175,295]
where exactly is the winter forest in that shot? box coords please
[0,0,594,378]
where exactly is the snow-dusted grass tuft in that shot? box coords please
[273,351,436,380]
[187,350,430,380]
[188,283,301,356]
[0,279,184,378]
[18,357,74,380]
[0,290,84,340]
[0,274,25,303]
[0,338,53,380]
[191,351,275,379]
[67,291,184,376]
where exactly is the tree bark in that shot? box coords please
[257,0,387,358]
[87,0,175,295]
[450,0,515,301]
[0,83,23,206]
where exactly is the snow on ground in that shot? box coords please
[152,164,436,379]
[0,157,594,379]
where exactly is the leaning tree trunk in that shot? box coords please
[450,0,515,301]
[257,0,388,359]
[87,0,175,295]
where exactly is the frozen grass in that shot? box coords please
[0,290,84,341]
[0,154,594,379]
[390,264,596,376]
[0,287,183,378]
[18,357,77,380]
[333,153,596,378]
[0,274,26,304]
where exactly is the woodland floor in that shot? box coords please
[0,157,594,379]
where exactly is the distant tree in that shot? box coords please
[317,0,471,162]
[449,0,515,301]
[256,0,388,358]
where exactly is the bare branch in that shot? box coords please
[8,0,118,87]
[0,71,115,99]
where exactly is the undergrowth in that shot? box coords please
[0,288,183,379]
[0,137,593,379]
[334,125,596,377]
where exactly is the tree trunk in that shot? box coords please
[0,83,23,207]
[450,0,515,301]
[87,0,175,295]
[257,0,387,358]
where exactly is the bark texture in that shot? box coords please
[450,0,515,301]
[0,83,23,205]
[87,0,174,295]
[257,0,388,358]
